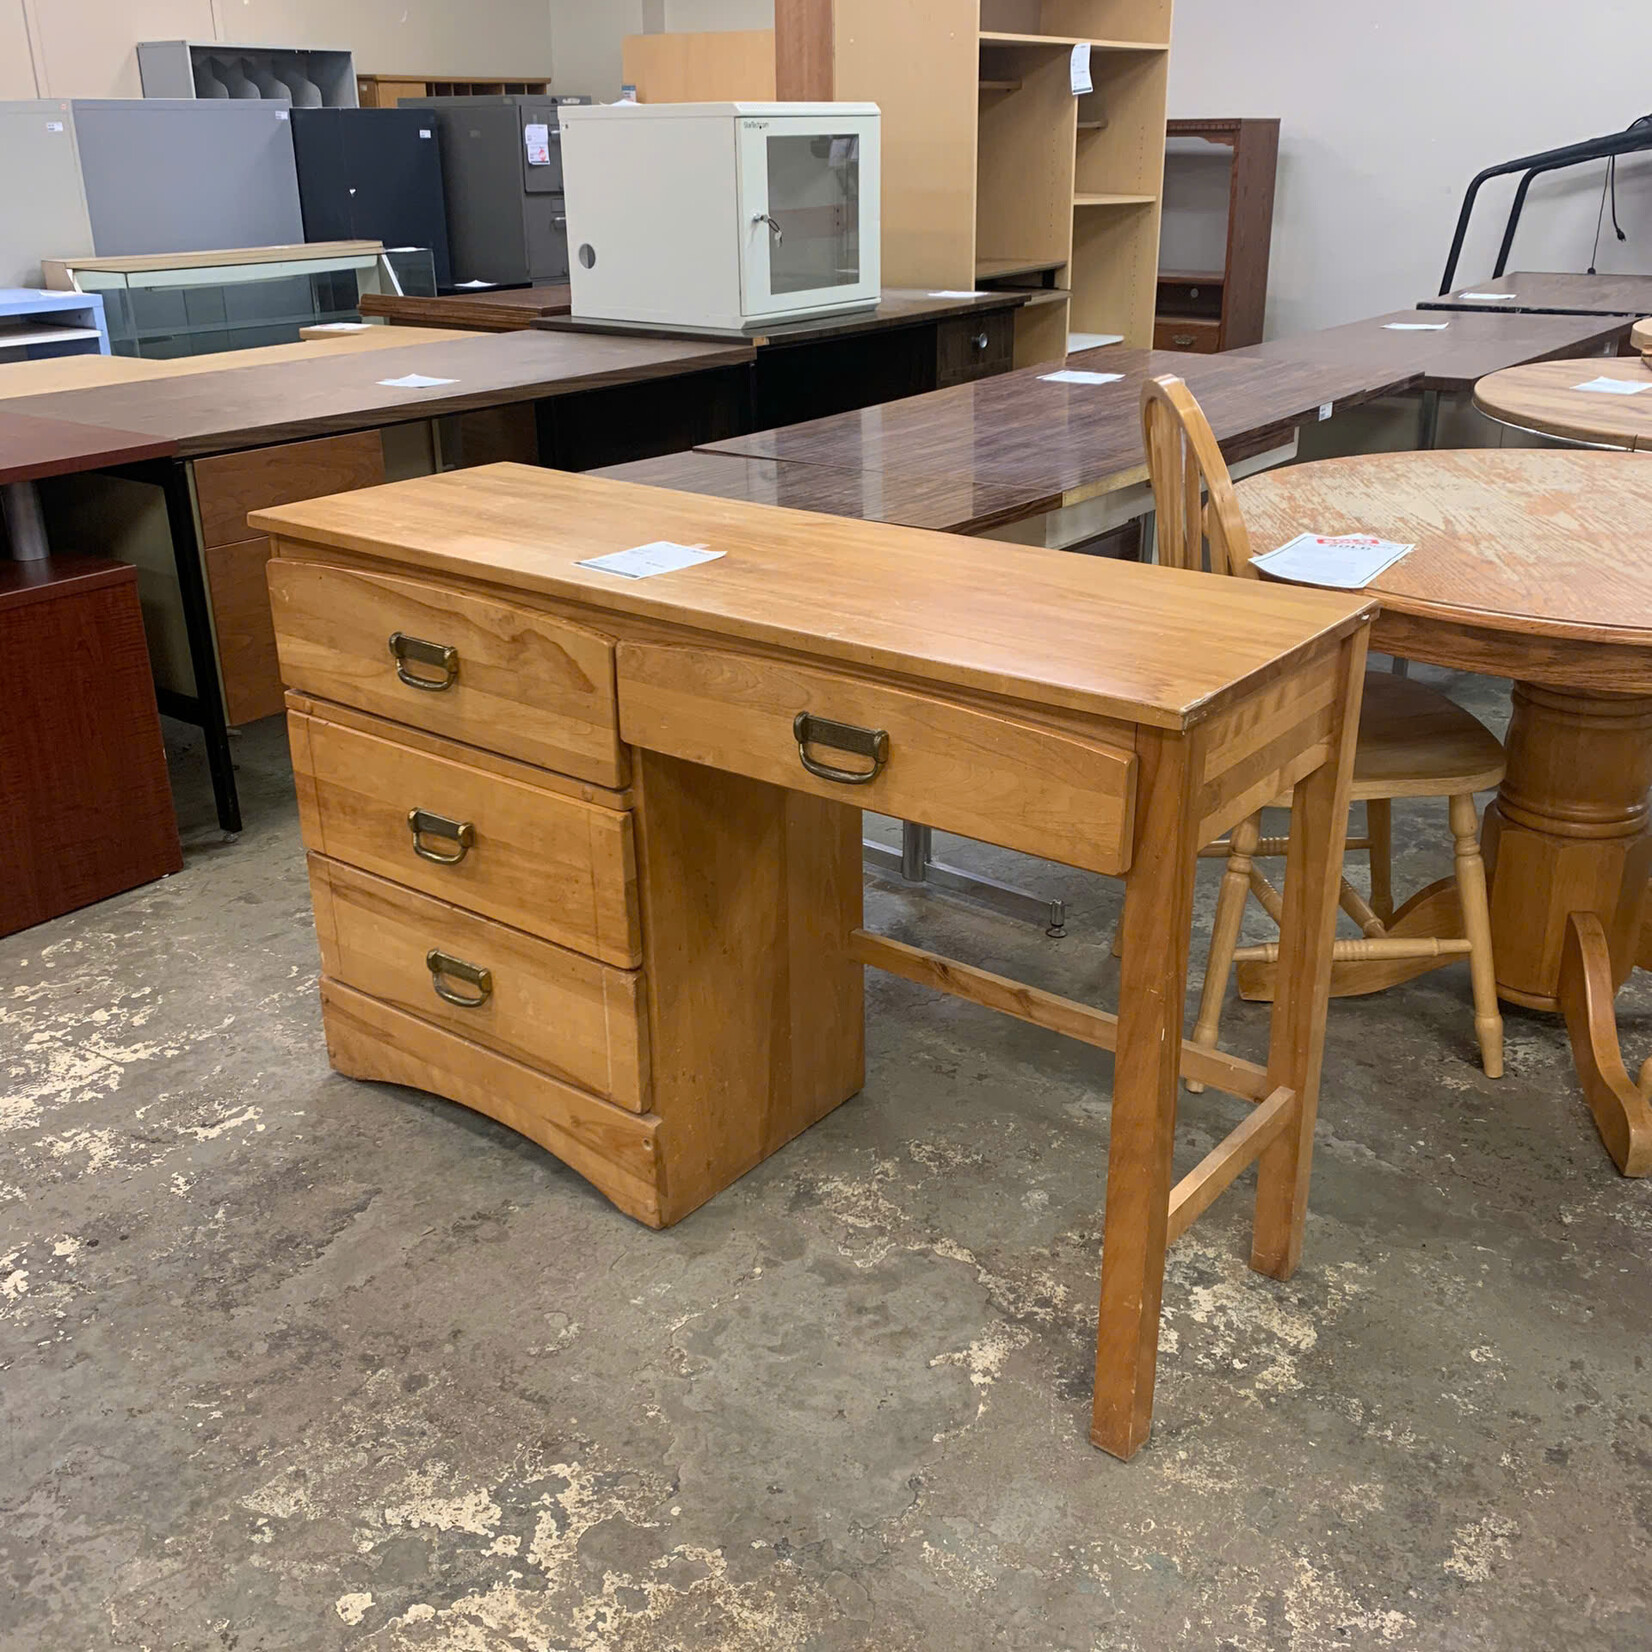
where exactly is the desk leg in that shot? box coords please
[157,459,241,836]
[1252,633,1366,1277]
[1091,727,1199,1459]
[1,480,49,559]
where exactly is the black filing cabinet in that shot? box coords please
[290,108,452,290]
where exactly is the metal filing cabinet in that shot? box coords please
[400,94,590,287]
[0,102,94,286]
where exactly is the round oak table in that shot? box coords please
[1474,355,1652,448]
[1237,448,1652,1175]
[1631,317,1652,354]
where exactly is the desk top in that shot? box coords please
[1230,309,1633,393]
[0,329,485,401]
[591,450,1035,536]
[252,462,1372,731]
[0,408,174,485]
[360,285,573,331]
[1236,449,1652,656]
[0,553,136,612]
[1420,271,1652,316]
[2,330,755,459]
[537,288,1030,349]
[702,346,1412,503]
[1472,355,1652,448]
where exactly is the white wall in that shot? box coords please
[546,0,643,100]
[663,0,772,27]
[1168,0,1652,337]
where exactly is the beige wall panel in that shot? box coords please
[0,2,38,97]
[25,0,213,96]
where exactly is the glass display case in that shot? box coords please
[43,242,436,359]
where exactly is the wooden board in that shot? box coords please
[0,408,174,484]
[2,331,756,458]
[194,431,387,550]
[1472,355,1652,448]
[621,30,776,101]
[255,461,1372,732]
[360,287,573,332]
[205,537,287,726]
[1421,271,1652,316]
[43,242,383,282]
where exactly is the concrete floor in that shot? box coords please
[2,666,1650,1651]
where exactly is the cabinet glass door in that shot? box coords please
[739,119,866,317]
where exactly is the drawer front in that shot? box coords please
[289,709,641,968]
[269,559,626,786]
[310,856,649,1111]
[205,537,285,725]
[193,432,386,550]
[617,642,1136,877]
[935,311,1015,387]
[1153,318,1222,354]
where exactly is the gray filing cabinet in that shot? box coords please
[401,94,590,286]
[0,103,94,286]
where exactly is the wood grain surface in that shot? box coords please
[592,449,1042,533]
[255,461,1372,731]
[699,346,1413,501]
[1236,449,1652,688]
[0,408,174,484]
[360,285,573,331]
[1421,270,1652,316]
[1472,355,1652,447]
[1233,310,1633,394]
[1,332,755,459]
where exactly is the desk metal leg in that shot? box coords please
[1,480,49,560]
[862,820,1068,937]
[127,457,242,836]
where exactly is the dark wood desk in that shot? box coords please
[539,289,1030,428]
[360,284,572,331]
[1,557,181,936]
[7,332,757,834]
[702,347,1413,507]
[1229,308,1632,393]
[1419,271,1652,317]
[591,450,1038,536]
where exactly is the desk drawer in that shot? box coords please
[1153,318,1222,354]
[309,856,649,1111]
[194,432,386,550]
[205,537,285,725]
[288,709,641,968]
[936,311,1015,387]
[617,641,1136,876]
[269,560,626,786]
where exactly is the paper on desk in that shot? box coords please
[524,122,552,166]
[1572,375,1652,395]
[1039,369,1123,385]
[456,279,495,289]
[1383,321,1450,330]
[378,373,459,389]
[929,290,988,298]
[1070,43,1092,95]
[1460,291,1515,300]
[1251,532,1414,590]
[310,321,373,332]
[578,541,725,580]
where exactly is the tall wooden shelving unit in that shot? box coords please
[777,0,1171,364]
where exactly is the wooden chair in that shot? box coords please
[1141,374,1507,1080]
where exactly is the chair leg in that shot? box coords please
[1449,792,1504,1079]
[1189,813,1262,1092]
[1367,797,1394,924]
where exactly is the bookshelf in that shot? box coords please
[777,0,1172,363]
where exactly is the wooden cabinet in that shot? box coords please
[0,558,181,937]
[1156,118,1280,352]
[935,308,1016,386]
[358,75,552,107]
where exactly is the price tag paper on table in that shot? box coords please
[378,373,458,389]
[578,541,725,580]
[1039,369,1123,385]
[1572,376,1652,395]
[1251,532,1414,590]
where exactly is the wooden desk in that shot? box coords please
[1237,449,1652,1176]
[4,331,757,833]
[1473,355,1652,448]
[1,557,181,935]
[1633,317,1652,354]
[256,462,1373,1459]
[540,290,1031,429]
[1420,271,1652,317]
[591,450,1038,535]
[361,285,574,332]
[1230,309,1633,394]
[703,347,1413,507]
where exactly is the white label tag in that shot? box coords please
[524,122,551,165]
[1040,369,1123,385]
[378,373,458,389]
[1460,291,1514,300]
[45,120,63,132]
[578,541,724,580]
[1070,43,1093,95]
[1253,532,1414,590]
[419,128,432,139]
[274,110,288,120]
[1318,402,1333,420]
[1383,321,1450,330]
[1572,376,1652,395]
[928,290,988,299]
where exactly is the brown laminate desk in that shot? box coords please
[257,461,1374,1458]
[1419,271,1652,317]
[5,331,757,833]
[360,284,573,331]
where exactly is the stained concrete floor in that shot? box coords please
[2,665,1650,1651]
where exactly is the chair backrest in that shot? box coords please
[1140,373,1257,578]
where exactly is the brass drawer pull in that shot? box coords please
[793,710,889,785]
[426,949,493,1008]
[407,808,475,864]
[1171,332,1196,348]
[389,631,459,691]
